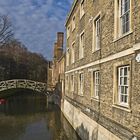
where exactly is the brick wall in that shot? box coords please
[65,0,140,139]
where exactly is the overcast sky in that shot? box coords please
[0,0,73,60]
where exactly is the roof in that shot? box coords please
[65,0,78,26]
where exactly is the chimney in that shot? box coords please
[56,32,64,60]
[57,32,64,49]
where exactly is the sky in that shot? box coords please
[0,0,73,60]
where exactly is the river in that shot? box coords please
[0,89,81,140]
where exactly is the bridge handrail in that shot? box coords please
[0,79,53,93]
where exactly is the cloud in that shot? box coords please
[0,0,73,60]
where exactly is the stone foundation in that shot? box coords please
[62,99,121,140]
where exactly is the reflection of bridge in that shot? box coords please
[0,79,54,94]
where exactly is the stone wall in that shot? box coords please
[65,0,140,139]
[63,98,121,140]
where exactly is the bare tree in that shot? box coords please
[0,15,14,46]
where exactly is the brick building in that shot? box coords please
[63,0,140,140]
[52,32,65,105]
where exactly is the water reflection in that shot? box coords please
[0,89,81,140]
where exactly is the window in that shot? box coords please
[72,16,75,31]
[79,32,84,59]
[120,0,130,34]
[114,0,131,38]
[71,42,75,64]
[79,73,84,95]
[91,71,100,99]
[118,65,130,106]
[92,15,101,52]
[67,26,70,38]
[66,49,69,66]
[70,75,74,92]
[113,62,131,108]
[80,0,85,18]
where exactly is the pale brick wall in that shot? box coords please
[65,0,140,139]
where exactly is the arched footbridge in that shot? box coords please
[0,79,54,94]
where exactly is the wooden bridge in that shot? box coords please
[0,79,54,94]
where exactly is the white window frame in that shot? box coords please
[79,31,84,59]
[91,70,100,99]
[120,0,130,34]
[72,16,75,31]
[114,0,131,39]
[71,42,75,64]
[92,13,101,52]
[118,65,130,106]
[94,71,100,98]
[79,72,84,95]
[80,0,85,19]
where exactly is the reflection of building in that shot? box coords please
[63,0,140,140]
[52,32,65,106]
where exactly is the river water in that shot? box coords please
[0,89,81,140]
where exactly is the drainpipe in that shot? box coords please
[134,0,137,42]
[133,1,138,140]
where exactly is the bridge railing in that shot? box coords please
[0,79,50,93]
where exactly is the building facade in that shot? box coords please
[52,32,64,85]
[64,0,140,140]
[52,32,65,106]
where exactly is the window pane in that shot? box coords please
[121,86,124,93]
[120,77,123,85]
[124,67,128,75]
[120,68,123,76]
[124,0,127,12]
[122,24,126,34]
[126,12,129,22]
[121,0,124,15]
[122,15,126,25]
[126,20,130,33]
[124,77,128,85]
[125,86,128,94]
[121,95,124,102]
[98,78,100,84]
[124,95,128,103]
[125,0,130,12]
[96,79,98,83]
[121,0,130,14]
